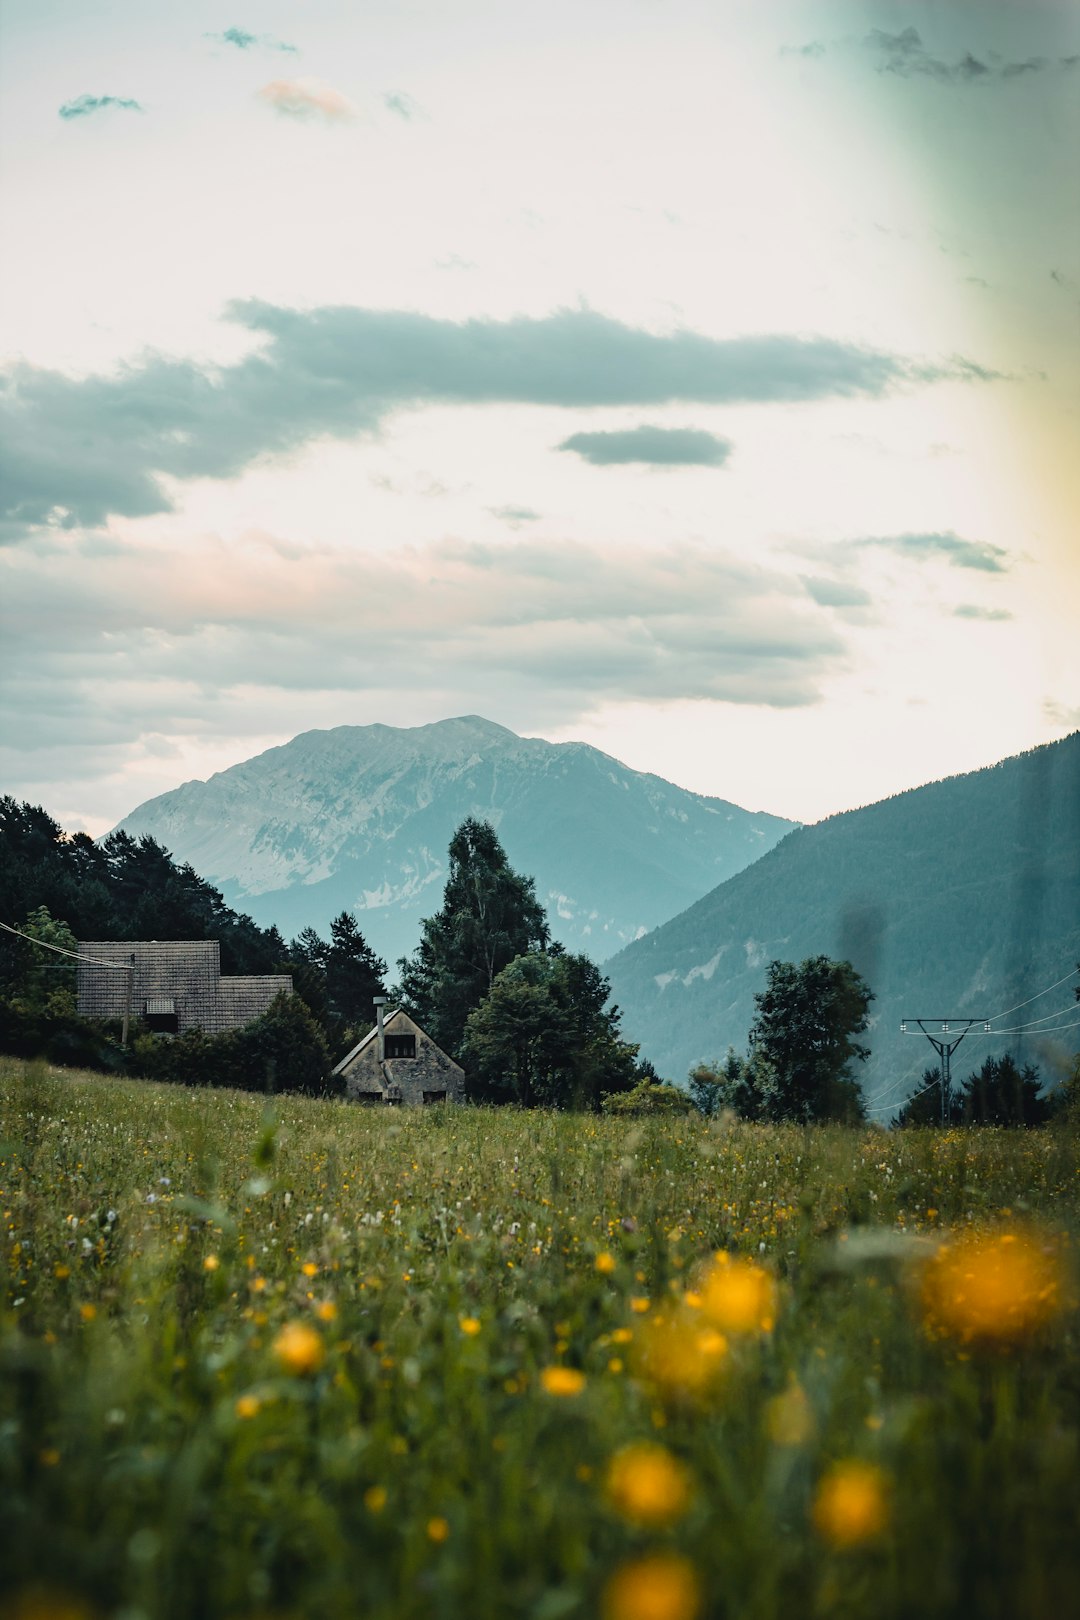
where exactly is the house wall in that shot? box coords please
[339,1010,465,1105]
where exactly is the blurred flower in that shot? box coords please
[540,1366,586,1396]
[919,1228,1066,1346]
[697,1253,776,1334]
[364,1485,387,1514]
[202,1254,219,1272]
[596,1252,617,1274]
[427,1516,450,1543]
[602,1553,700,1620]
[235,1394,261,1419]
[301,1261,319,1278]
[812,1461,890,1548]
[315,1300,337,1323]
[78,1304,96,1323]
[272,1320,326,1376]
[765,1382,814,1447]
[605,1442,693,1526]
[459,1316,482,1336]
[636,1310,727,1398]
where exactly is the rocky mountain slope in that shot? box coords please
[114,717,793,966]
[606,732,1080,1112]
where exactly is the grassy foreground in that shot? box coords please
[1,1059,1079,1620]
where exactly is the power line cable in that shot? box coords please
[986,967,1079,1025]
[0,919,134,972]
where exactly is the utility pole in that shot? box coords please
[900,1017,990,1123]
[121,952,135,1048]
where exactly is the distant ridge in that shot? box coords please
[605,733,1080,1110]
[114,717,793,964]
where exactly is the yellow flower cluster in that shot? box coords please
[696,1252,777,1335]
[272,1321,326,1376]
[605,1443,693,1527]
[602,1553,700,1620]
[919,1228,1066,1346]
[812,1461,890,1548]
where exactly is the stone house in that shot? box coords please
[76,940,293,1036]
[332,1005,465,1105]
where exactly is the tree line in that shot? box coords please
[1,794,1070,1119]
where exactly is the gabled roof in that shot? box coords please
[331,1006,408,1075]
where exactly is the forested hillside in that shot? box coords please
[606,732,1080,1109]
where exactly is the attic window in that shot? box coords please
[144,997,178,1035]
[385,1033,416,1059]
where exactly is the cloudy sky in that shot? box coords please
[1,0,1077,834]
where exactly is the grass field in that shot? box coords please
[2,1057,1079,1620]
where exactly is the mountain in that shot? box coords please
[113,717,793,966]
[605,732,1080,1112]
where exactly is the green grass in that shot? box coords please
[2,1057,1079,1620]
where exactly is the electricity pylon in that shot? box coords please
[900,1017,991,1124]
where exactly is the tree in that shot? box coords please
[602,1078,695,1117]
[961,1053,1048,1127]
[397,819,549,1057]
[326,911,387,1031]
[461,950,639,1109]
[895,1067,963,1128]
[689,1048,765,1120]
[744,956,873,1123]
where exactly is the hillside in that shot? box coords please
[606,732,1080,1110]
[114,716,793,965]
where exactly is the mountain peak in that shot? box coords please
[114,718,794,965]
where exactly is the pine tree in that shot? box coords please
[396,819,549,1057]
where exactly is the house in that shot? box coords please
[332,1003,464,1105]
[76,940,293,1036]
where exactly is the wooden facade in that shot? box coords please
[332,1008,465,1106]
[76,940,293,1036]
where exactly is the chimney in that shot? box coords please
[373,995,388,1063]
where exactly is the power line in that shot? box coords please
[982,1016,1080,1039]
[986,967,1079,1025]
[0,919,134,972]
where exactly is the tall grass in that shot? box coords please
[1,1057,1077,1620]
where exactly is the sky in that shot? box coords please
[1,0,1077,835]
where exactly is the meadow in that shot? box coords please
[2,1057,1078,1620]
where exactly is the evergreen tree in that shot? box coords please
[397,819,549,1057]
[326,911,387,1031]
[961,1053,1048,1126]
[895,1067,963,1128]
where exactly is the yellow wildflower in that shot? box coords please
[315,1300,337,1323]
[919,1228,1066,1346]
[459,1316,482,1336]
[364,1485,388,1514]
[636,1310,727,1398]
[540,1366,586,1397]
[812,1461,890,1548]
[272,1320,326,1376]
[235,1394,261,1420]
[427,1516,450,1543]
[202,1254,219,1272]
[766,1382,814,1447]
[78,1303,96,1323]
[602,1553,701,1620]
[605,1442,693,1527]
[301,1261,318,1278]
[595,1252,617,1274]
[698,1253,777,1335]
[630,1297,651,1314]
